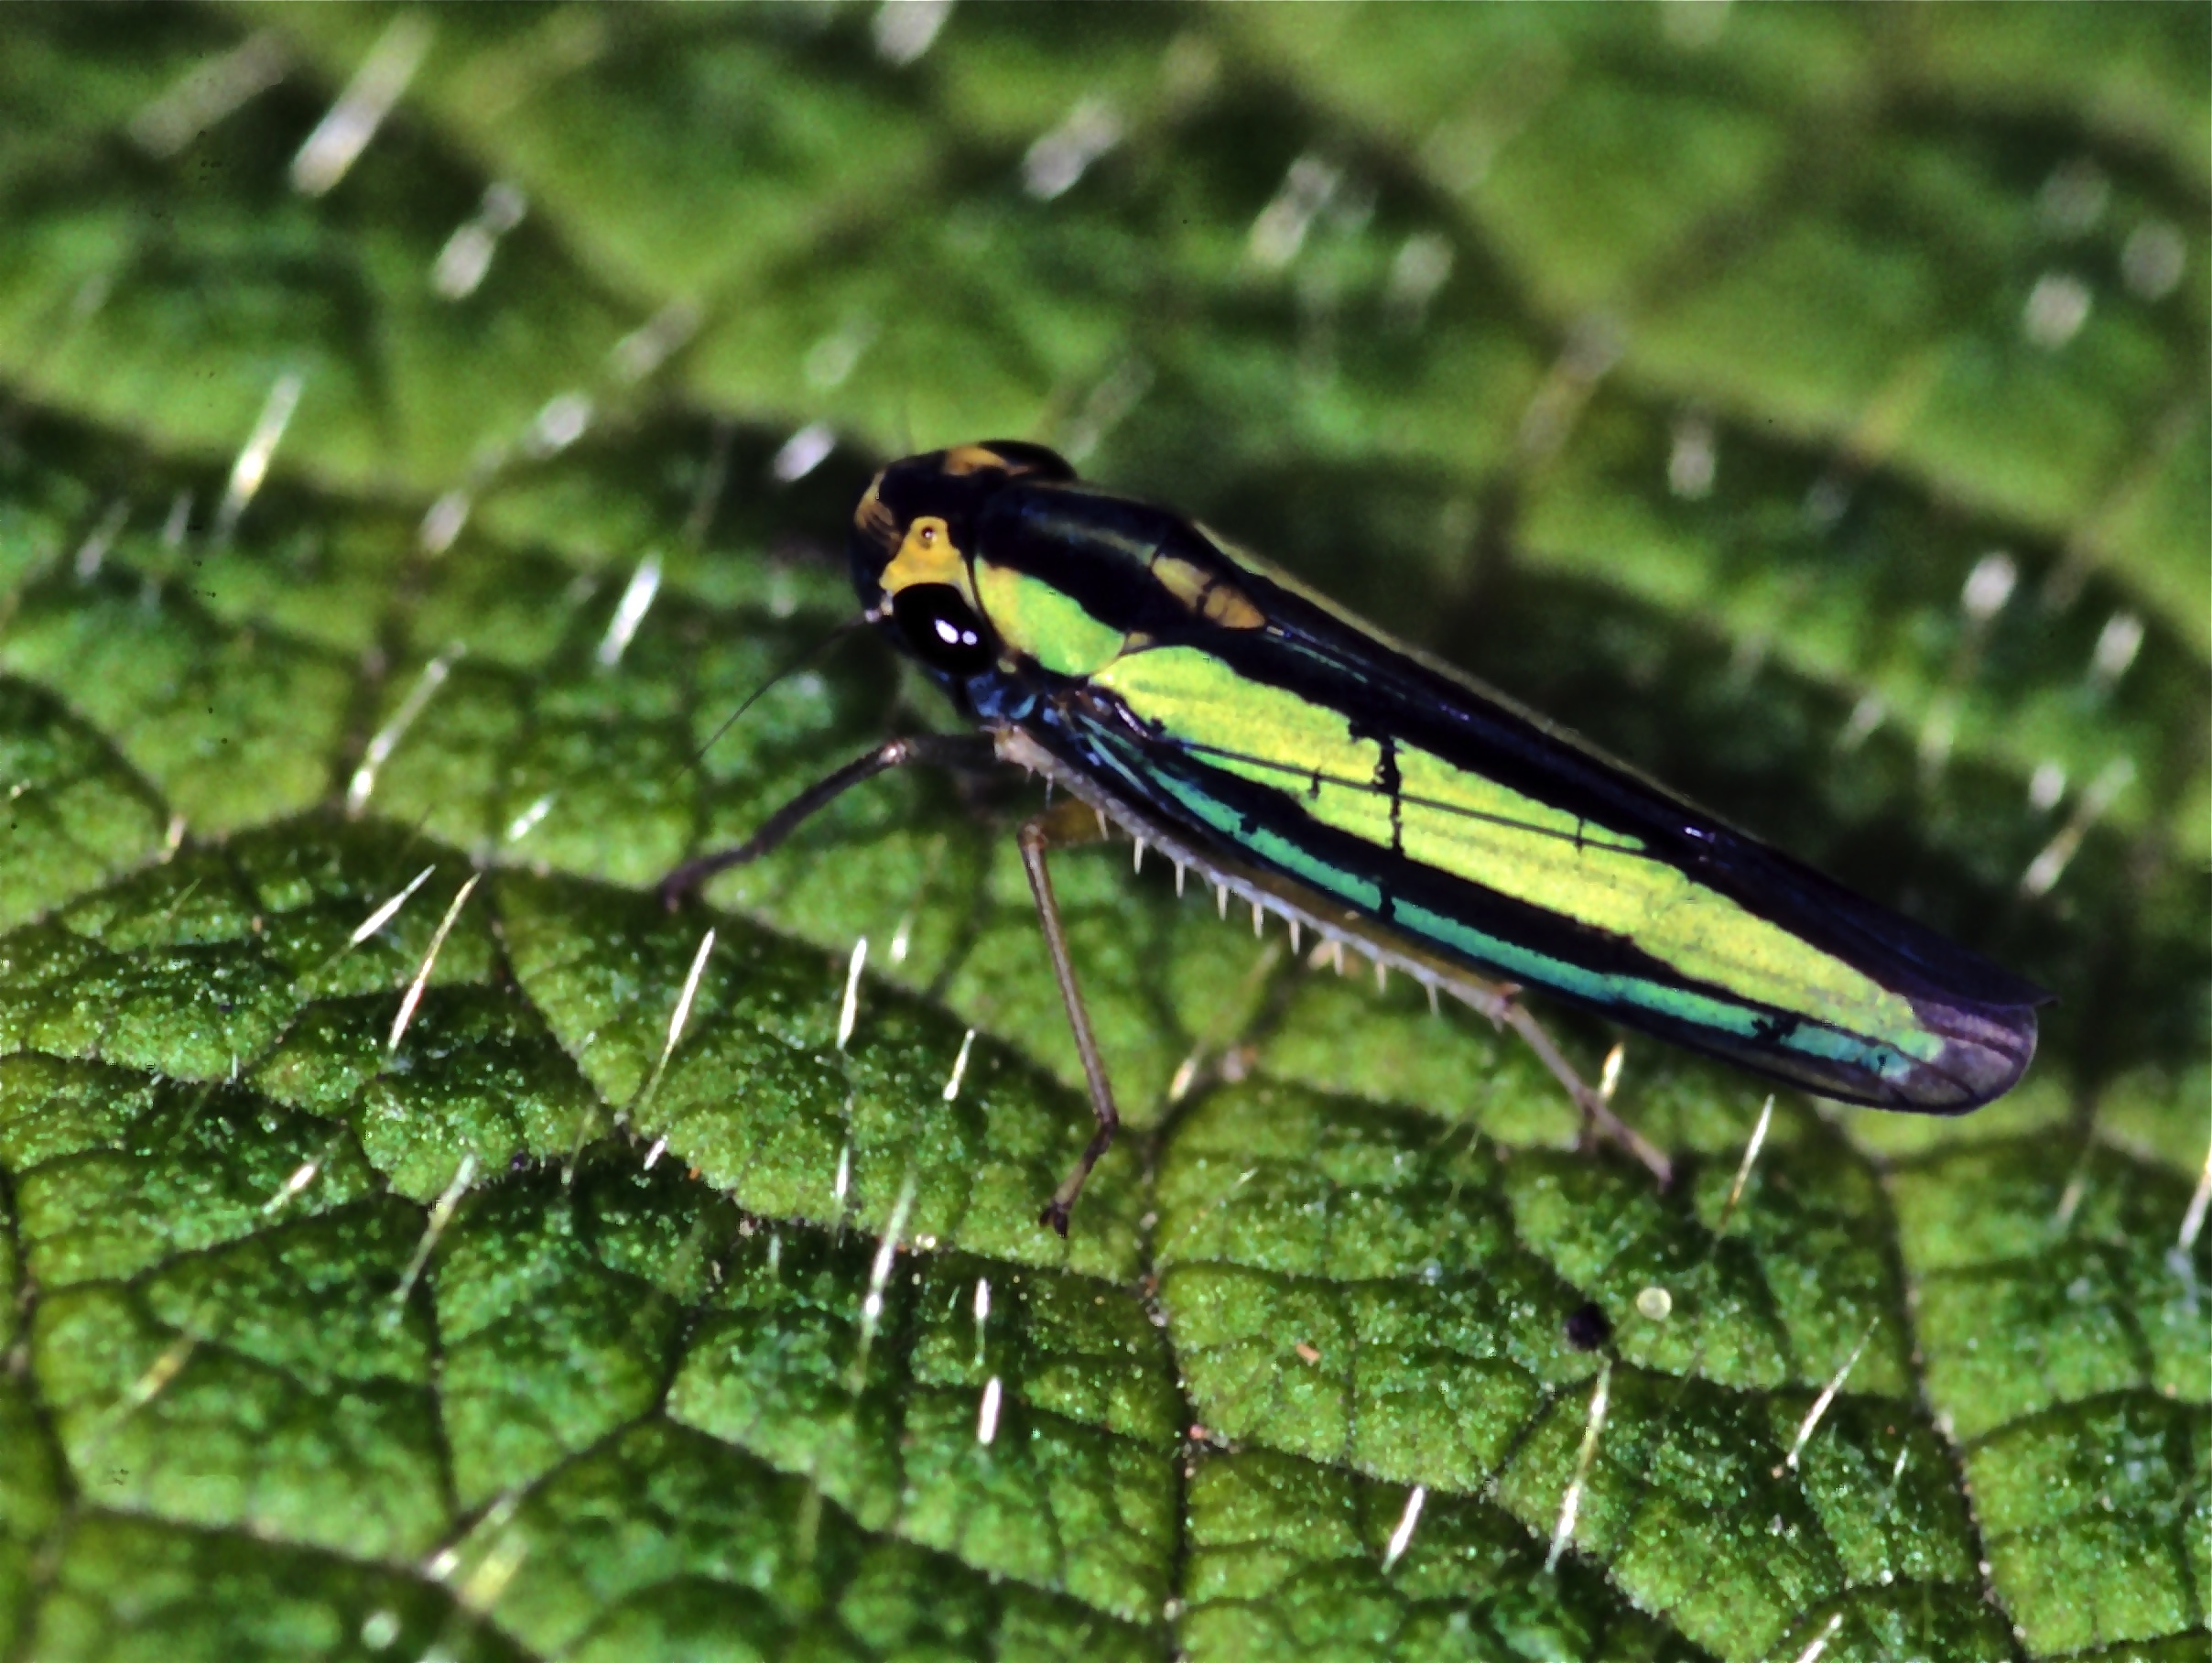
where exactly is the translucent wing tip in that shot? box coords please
[1898,996,2044,1112]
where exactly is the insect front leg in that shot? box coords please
[1017,795,1121,1236]
[660,733,997,906]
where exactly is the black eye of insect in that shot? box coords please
[892,583,996,677]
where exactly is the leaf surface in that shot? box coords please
[0,8,2205,1661]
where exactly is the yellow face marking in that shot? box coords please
[1152,555,1266,629]
[880,516,972,601]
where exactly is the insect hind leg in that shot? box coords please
[1017,796,1120,1236]
[1482,991,1673,1185]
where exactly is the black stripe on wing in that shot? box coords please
[1155,576,2051,1019]
[1044,708,2038,1113]
[973,473,2045,1024]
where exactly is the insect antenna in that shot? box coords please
[684,614,866,775]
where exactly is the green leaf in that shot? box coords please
[1,7,2205,1660]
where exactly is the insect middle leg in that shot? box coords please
[1017,795,1122,1236]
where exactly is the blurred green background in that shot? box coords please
[0,6,2204,1661]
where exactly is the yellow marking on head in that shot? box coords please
[853,476,898,550]
[942,444,1014,476]
[940,442,1070,481]
[1153,554,1266,630]
[880,516,972,599]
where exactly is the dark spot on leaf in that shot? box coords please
[1564,1300,1611,1351]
